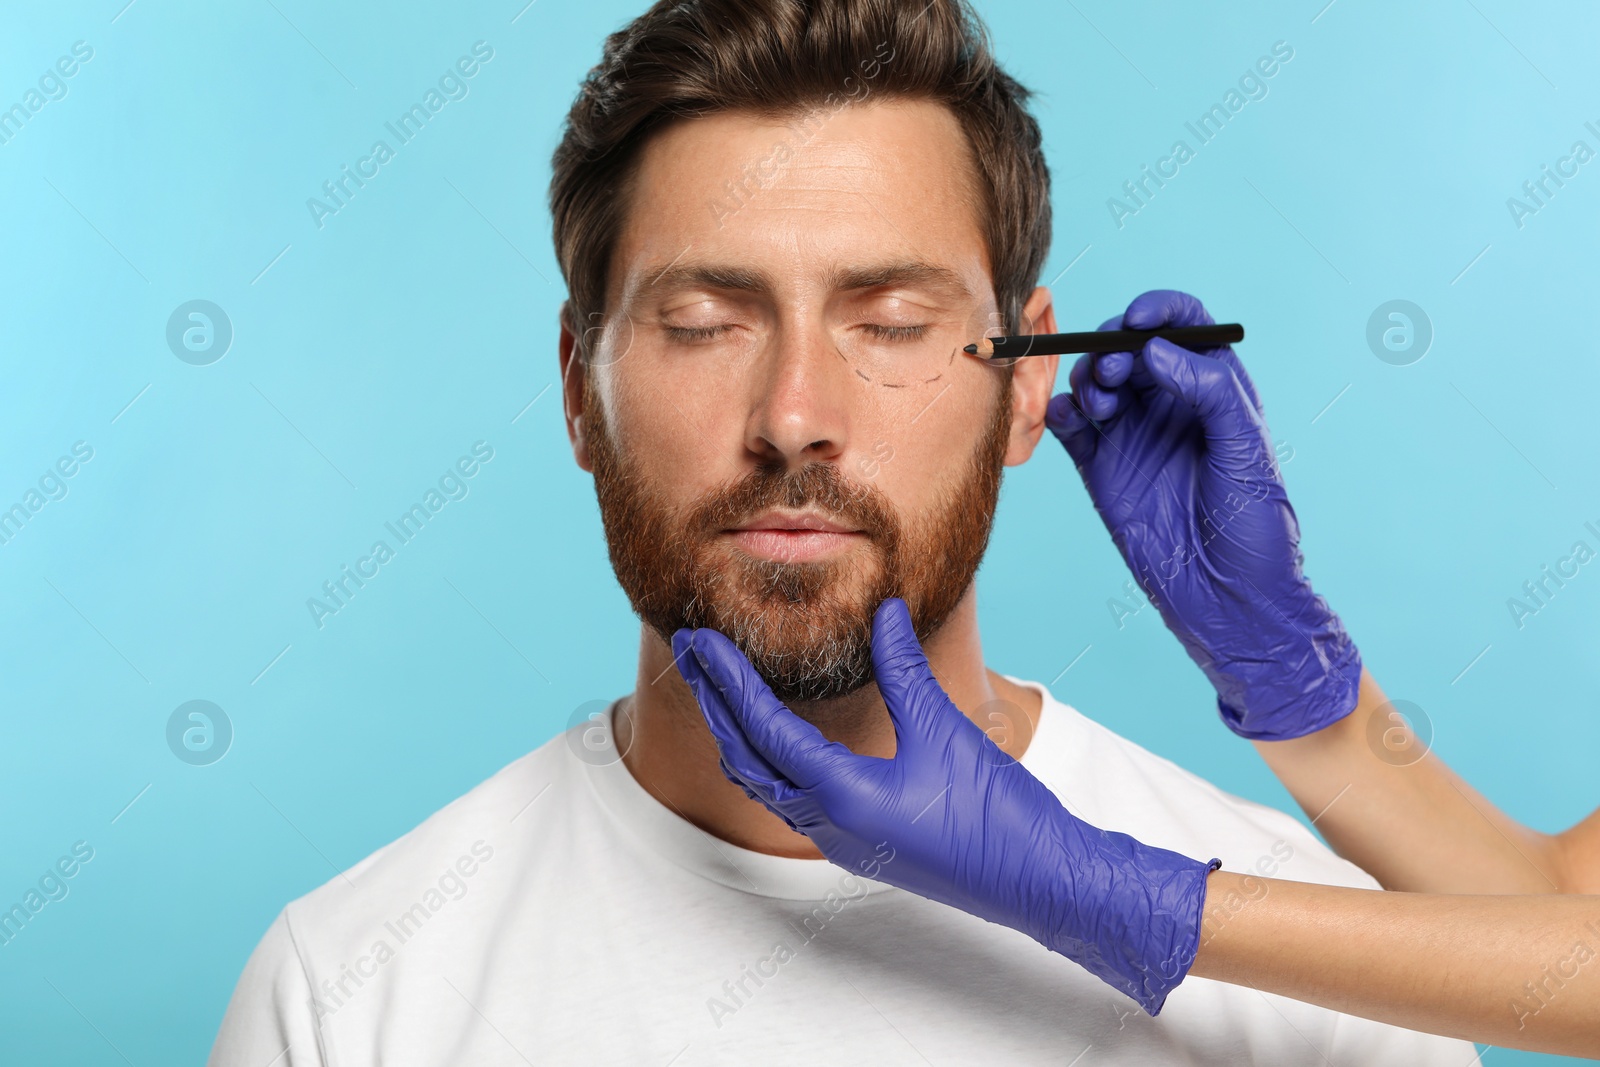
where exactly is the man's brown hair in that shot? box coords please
[548,0,1052,357]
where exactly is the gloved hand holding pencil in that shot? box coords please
[1043,289,1362,741]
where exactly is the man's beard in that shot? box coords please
[586,379,1011,705]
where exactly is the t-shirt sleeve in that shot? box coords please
[207,908,327,1067]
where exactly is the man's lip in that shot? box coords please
[728,510,861,534]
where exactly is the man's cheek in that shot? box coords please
[647,381,761,471]
[614,387,738,502]
[868,408,978,496]
[855,439,895,480]
[849,454,923,541]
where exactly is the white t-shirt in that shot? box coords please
[208,679,1477,1066]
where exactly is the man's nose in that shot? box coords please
[743,324,852,468]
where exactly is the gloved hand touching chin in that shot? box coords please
[673,597,1218,1016]
[1045,289,1362,741]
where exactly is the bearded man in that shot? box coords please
[209,1,1475,1063]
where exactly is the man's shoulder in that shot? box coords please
[279,719,588,943]
[210,723,599,1062]
[1016,679,1377,890]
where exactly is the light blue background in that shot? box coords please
[2,0,1595,1063]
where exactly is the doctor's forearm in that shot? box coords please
[1250,668,1598,895]
[1189,871,1600,1057]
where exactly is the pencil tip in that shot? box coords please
[962,343,977,354]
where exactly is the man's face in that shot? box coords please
[565,99,1048,704]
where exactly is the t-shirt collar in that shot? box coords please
[579,678,1053,901]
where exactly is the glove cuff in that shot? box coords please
[1040,816,1220,1016]
[1216,628,1363,742]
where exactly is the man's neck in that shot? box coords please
[612,587,1043,859]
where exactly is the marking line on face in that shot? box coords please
[611,101,1011,601]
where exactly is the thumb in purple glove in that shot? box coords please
[674,597,1219,1014]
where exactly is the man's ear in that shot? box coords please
[558,301,593,473]
[1003,286,1060,467]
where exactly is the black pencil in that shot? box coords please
[964,323,1244,359]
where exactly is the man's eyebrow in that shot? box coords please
[638,261,971,299]
[644,263,771,294]
[827,261,972,299]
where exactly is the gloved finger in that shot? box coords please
[869,598,965,755]
[1092,314,1143,408]
[1094,350,1133,388]
[683,651,806,831]
[720,754,765,803]
[1120,290,1263,414]
[1140,337,1274,473]
[716,749,802,834]
[689,628,853,790]
[1200,346,1265,419]
[1069,349,1120,421]
[715,748,802,834]
[1045,391,1097,466]
[1048,314,1138,458]
[673,629,788,803]
[1120,289,1215,331]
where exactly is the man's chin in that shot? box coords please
[672,585,882,705]
[746,638,877,705]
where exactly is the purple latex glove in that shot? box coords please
[1045,289,1362,740]
[672,597,1217,1015]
